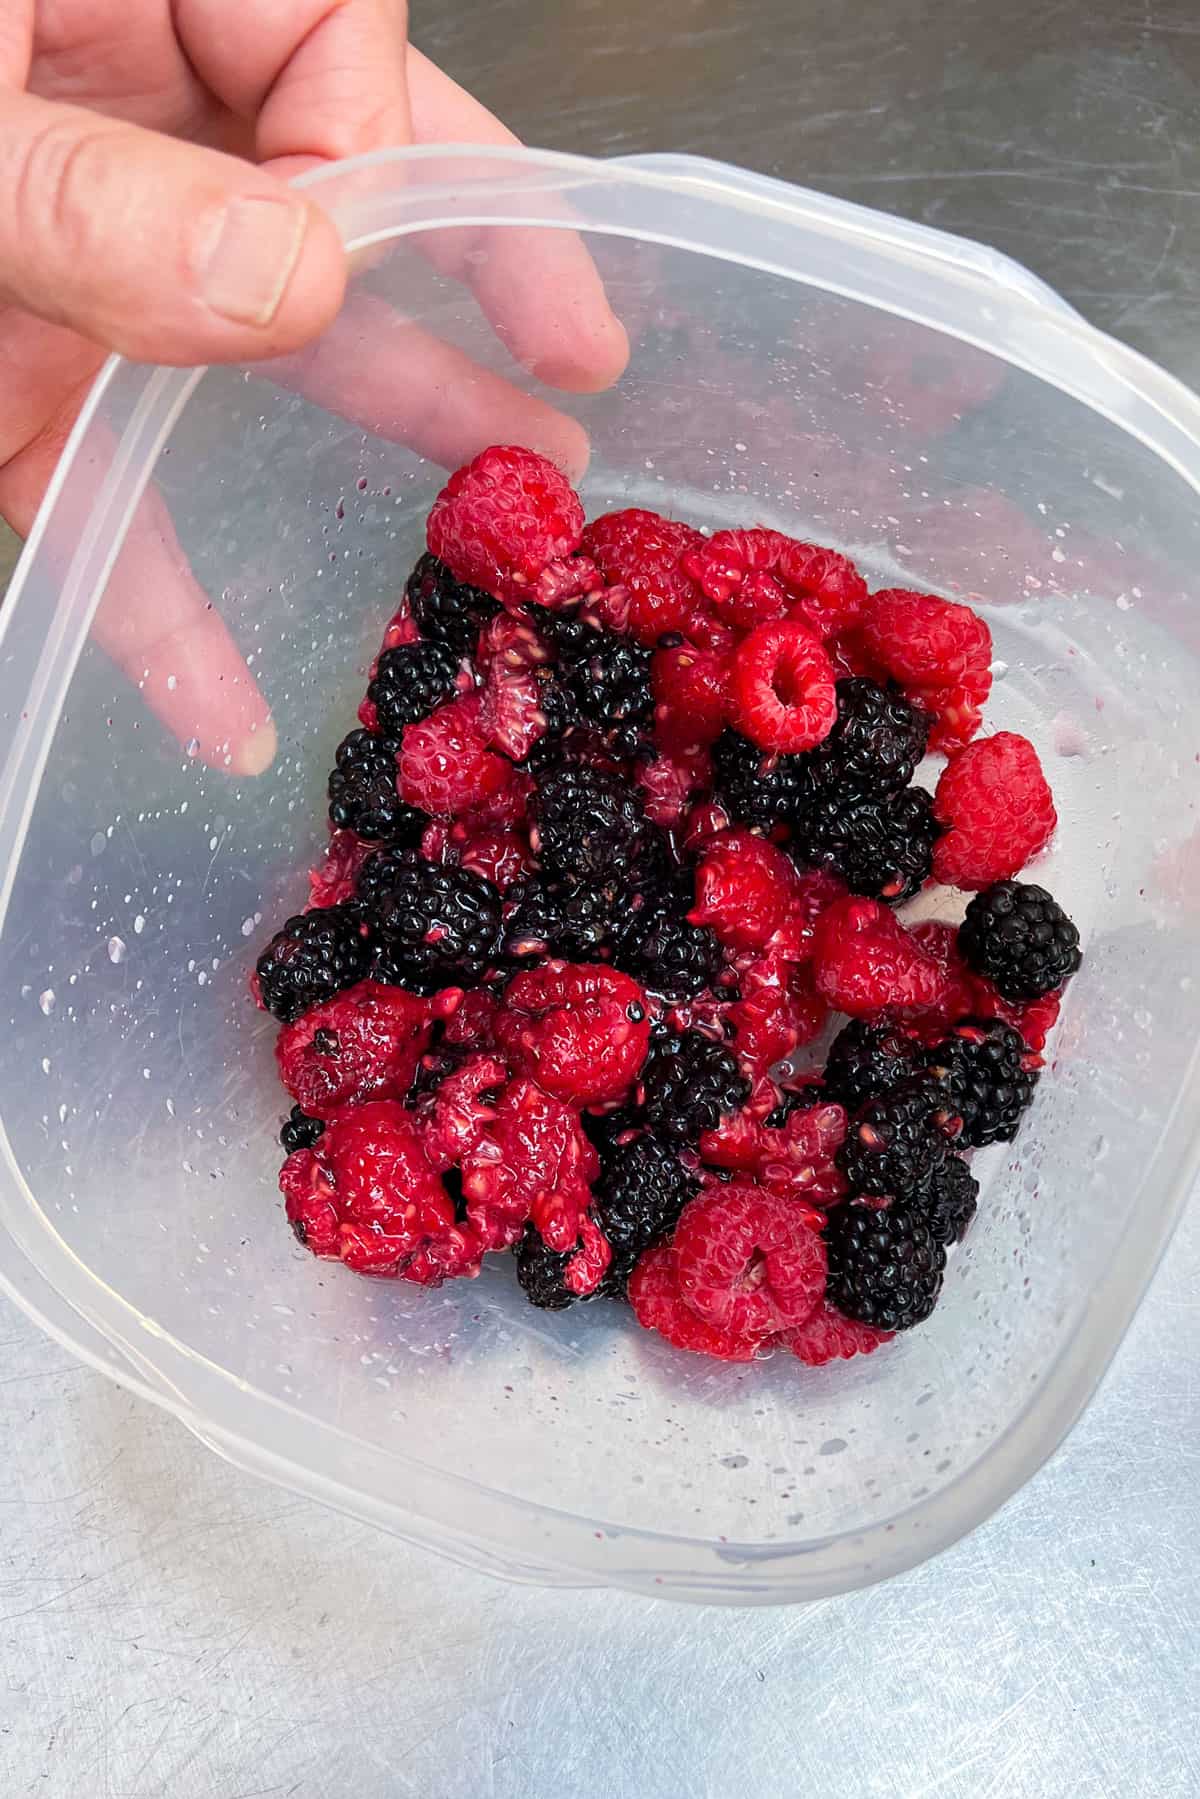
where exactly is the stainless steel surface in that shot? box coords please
[4,1,1200,1791]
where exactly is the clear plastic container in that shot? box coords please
[2,147,1199,1604]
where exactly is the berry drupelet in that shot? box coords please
[406,551,499,653]
[530,762,650,882]
[256,905,369,1022]
[640,1028,751,1145]
[825,1201,946,1330]
[797,784,938,902]
[814,677,930,795]
[327,729,427,844]
[514,1227,576,1310]
[595,1133,699,1295]
[920,1017,1038,1147]
[501,874,616,964]
[710,728,819,829]
[958,880,1082,1002]
[822,1020,920,1114]
[537,611,654,752]
[836,1078,958,1200]
[279,1105,325,1153]
[366,852,503,993]
[916,1154,979,1247]
[367,640,462,737]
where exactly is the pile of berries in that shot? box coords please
[255,444,1082,1369]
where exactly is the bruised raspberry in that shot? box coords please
[563,1213,614,1297]
[475,611,553,760]
[426,444,584,603]
[280,1147,339,1257]
[275,980,456,1118]
[699,1099,848,1208]
[628,1243,766,1361]
[453,826,531,893]
[727,955,828,1079]
[441,985,502,1049]
[811,895,947,1017]
[691,829,828,959]
[861,588,992,748]
[730,621,838,753]
[671,1185,827,1337]
[415,1052,508,1170]
[581,508,709,645]
[932,732,1057,889]
[636,746,714,829]
[307,828,379,910]
[461,1075,599,1252]
[783,1303,895,1365]
[398,693,520,819]
[496,961,650,1107]
[651,636,733,754]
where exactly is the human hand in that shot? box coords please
[0,5,628,771]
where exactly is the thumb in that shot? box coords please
[0,90,346,364]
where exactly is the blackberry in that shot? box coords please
[711,728,819,829]
[815,678,929,795]
[796,785,938,902]
[256,905,369,1022]
[920,1018,1038,1147]
[764,1084,823,1129]
[836,1079,957,1199]
[367,640,461,737]
[594,1134,699,1296]
[326,729,427,843]
[530,762,649,881]
[514,1227,575,1310]
[501,874,615,963]
[354,843,425,911]
[279,1105,325,1153]
[640,1029,751,1145]
[916,1154,979,1247]
[406,1041,471,1105]
[958,881,1082,1002]
[823,1020,919,1114]
[537,612,653,753]
[366,852,502,993]
[825,1202,946,1330]
[581,1107,642,1154]
[406,551,498,653]
[519,723,619,780]
[611,866,724,1002]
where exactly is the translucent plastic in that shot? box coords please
[2,148,1199,1604]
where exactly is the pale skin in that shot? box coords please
[0,1,628,770]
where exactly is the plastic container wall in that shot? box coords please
[1,148,1199,1602]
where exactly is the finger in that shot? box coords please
[0,427,276,777]
[0,90,345,364]
[405,48,629,394]
[272,289,591,479]
[176,0,411,171]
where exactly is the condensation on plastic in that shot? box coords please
[1,146,1199,1604]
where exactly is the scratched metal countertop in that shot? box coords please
[4,3,1200,1793]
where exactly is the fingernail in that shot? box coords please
[233,716,278,777]
[201,197,308,328]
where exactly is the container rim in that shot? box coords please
[1,143,1197,1602]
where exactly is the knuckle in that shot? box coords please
[13,115,121,268]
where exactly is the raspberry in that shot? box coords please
[496,962,650,1107]
[639,1027,751,1145]
[276,979,451,1118]
[398,693,518,820]
[690,829,823,959]
[822,1019,920,1113]
[919,1017,1039,1146]
[462,1075,599,1252]
[636,746,714,829]
[581,508,708,645]
[683,529,867,639]
[978,985,1061,1054]
[256,905,370,1023]
[671,1185,826,1337]
[502,873,615,963]
[537,611,654,753]
[454,826,530,893]
[932,733,1057,890]
[366,853,503,993]
[798,784,938,904]
[710,728,820,829]
[308,828,378,909]
[406,551,500,653]
[327,730,426,844]
[474,612,553,761]
[651,638,732,754]
[811,895,947,1017]
[699,1099,848,1208]
[825,1201,946,1331]
[814,678,930,795]
[279,1105,324,1153]
[918,673,991,754]
[594,1133,699,1295]
[426,444,584,603]
[836,1080,959,1199]
[366,640,464,738]
[726,956,828,1080]
[628,1243,765,1361]
[529,761,649,881]
[958,880,1081,1001]
[783,1303,895,1365]
[730,621,838,753]
[440,984,502,1050]
[863,588,992,685]
[917,1153,979,1246]
[415,1052,508,1170]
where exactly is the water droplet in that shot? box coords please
[166,674,178,691]
[241,916,256,937]
[38,989,56,1015]
[990,660,1009,680]
[166,1097,176,1117]
[107,936,126,964]
[185,738,200,758]
[719,1454,749,1470]
[89,832,106,858]
[40,1057,50,1075]
[133,915,146,934]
